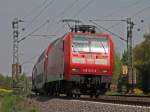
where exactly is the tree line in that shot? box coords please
[122,32,150,92]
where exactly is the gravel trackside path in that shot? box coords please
[28,97,150,112]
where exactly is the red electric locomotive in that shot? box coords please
[32,25,114,97]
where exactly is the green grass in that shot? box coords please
[105,91,122,96]
[0,89,39,112]
[1,95,16,112]
[112,54,122,86]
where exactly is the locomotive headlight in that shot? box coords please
[101,69,108,73]
[72,57,85,64]
[72,68,80,72]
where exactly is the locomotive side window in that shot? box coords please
[62,40,64,51]
[37,50,45,63]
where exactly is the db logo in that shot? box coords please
[88,69,96,72]
[83,69,96,72]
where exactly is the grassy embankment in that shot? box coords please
[0,88,39,112]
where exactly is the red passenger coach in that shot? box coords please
[32,25,114,97]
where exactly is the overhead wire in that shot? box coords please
[10,0,50,36]
[48,0,150,42]
[89,3,150,44]
[40,0,95,36]
[110,5,150,30]
[131,5,150,18]
[20,0,150,42]
[71,0,141,32]
[89,0,141,30]
[18,0,57,43]
[89,20,127,42]
[72,0,94,18]
[56,0,80,19]
[30,35,56,37]
[23,0,49,19]
[52,0,81,29]
[18,0,57,74]
[21,0,56,33]
[21,55,38,65]
[18,20,50,43]
[105,3,150,30]
[103,0,142,18]
[17,0,80,43]
[87,0,142,31]
[53,0,95,34]
[70,0,129,42]
[10,0,52,43]
[49,0,81,34]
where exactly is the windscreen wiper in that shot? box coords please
[100,41,107,55]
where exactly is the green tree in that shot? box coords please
[133,33,150,92]
[110,53,122,92]
[119,50,129,93]
[112,54,121,85]
[0,74,12,89]
[121,50,128,65]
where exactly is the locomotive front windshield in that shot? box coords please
[72,35,108,53]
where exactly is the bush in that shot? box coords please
[133,88,144,96]
[0,74,12,89]
[0,93,39,112]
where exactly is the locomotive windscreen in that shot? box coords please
[72,35,108,53]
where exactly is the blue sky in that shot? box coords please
[1,0,150,75]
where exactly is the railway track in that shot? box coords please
[27,94,150,112]
[79,95,150,107]
[27,95,150,107]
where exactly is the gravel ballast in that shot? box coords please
[28,97,150,112]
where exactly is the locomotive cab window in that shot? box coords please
[72,37,89,52]
[90,37,108,54]
[72,35,108,54]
